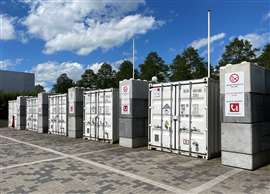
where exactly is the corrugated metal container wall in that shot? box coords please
[26,97,38,131]
[148,78,220,159]
[8,100,17,128]
[83,88,119,143]
[48,94,68,136]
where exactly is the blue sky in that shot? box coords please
[0,0,269,90]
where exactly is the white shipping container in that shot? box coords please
[8,100,17,128]
[83,89,119,143]
[26,97,38,131]
[148,78,220,159]
[48,94,68,136]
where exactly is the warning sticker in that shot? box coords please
[69,103,75,114]
[225,93,245,117]
[121,99,130,114]
[225,72,244,93]
[121,85,130,99]
[224,71,245,117]
[162,104,171,115]
[152,87,161,97]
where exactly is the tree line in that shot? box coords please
[52,38,270,94]
[1,38,269,119]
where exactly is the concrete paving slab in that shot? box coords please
[0,127,270,194]
[0,143,59,167]
[80,148,232,191]
[0,128,117,155]
[0,137,17,144]
[0,158,169,194]
[28,140,117,155]
[200,168,270,194]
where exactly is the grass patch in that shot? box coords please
[0,119,8,128]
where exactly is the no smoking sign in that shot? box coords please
[229,73,239,83]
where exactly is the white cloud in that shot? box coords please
[0,60,12,70]
[263,11,270,20]
[22,0,157,55]
[31,61,85,90]
[88,62,104,74]
[189,33,226,49]
[0,14,16,40]
[0,58,22,70]
[88,58,131,73]
[238,32,270,49]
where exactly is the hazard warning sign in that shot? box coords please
[225,72,244,93]
[224,71,245,117]
[121,85,130,99]
[229,103,239,112]
[121,99,130,114]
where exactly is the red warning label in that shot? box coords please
[123,105,128,113]
[121,99,130,114]
[230,103,239,112]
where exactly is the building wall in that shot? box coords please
[0,70,35,92]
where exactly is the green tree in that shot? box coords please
[96,63,117,89]
[170,54,192,81]
[170,47,207,81]
[183,47,207,79]
[77,69,97,89]
[257,44,270,69]
[219,38,257,66]
[32,85,45,95]
[52,73,74,93]
[116,60,139,83]
[140,52,168,82]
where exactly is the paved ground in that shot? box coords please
[0,127,269,194]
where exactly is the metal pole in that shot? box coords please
[132,38,135,79]
[208,10,211,78]
[0,15,2,40]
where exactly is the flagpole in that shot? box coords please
[208,10,211,78]
[132,38,135,79]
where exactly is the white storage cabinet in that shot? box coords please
[26,97,38,131]
[83,89,119,143]
[148,78,220,159]
[48,94,68,136]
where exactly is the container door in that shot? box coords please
[98,91,113,141]
[33,100,38,131]
[90,92,97,139]
[150,85,177,150]
[48,98,52,133]
[26,101,31,130]
[104,91,113,140]
[84,93,91,137]
[177,83,208,155]
[55,97,59,134]
[63,95,67,136]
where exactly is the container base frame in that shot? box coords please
[83,136,116,144]
[48,131,67,136]
[148,144,209,159]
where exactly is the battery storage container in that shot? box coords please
[148,78,220,159]
[48,94,68,136]
[83,88,119,143]
[8,100,17,128]
[26,97,38,131]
